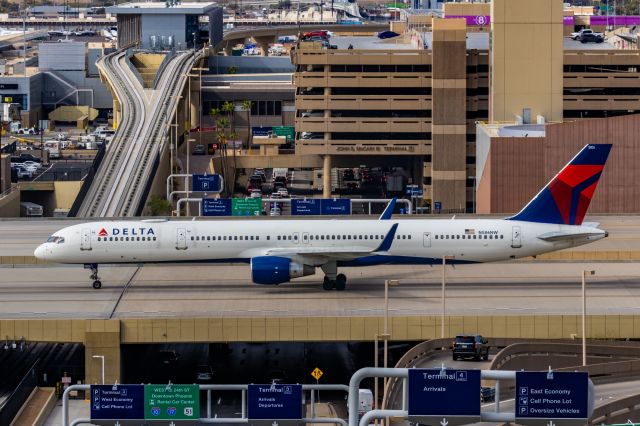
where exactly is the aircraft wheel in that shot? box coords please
[322,276,334,291]
[92,280,102,289]
[335,274,346,291]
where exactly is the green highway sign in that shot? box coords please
[273,126,295,142]
[232,198,262,216]
[144,384,199,422]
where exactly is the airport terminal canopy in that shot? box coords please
[106,1,222,50]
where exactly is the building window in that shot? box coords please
[251,101,282,116]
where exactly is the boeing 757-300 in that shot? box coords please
[34,144,612,291]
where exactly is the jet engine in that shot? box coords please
[250,256,315,285]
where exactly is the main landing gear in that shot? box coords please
[321,262,347,291]
[85,263,102,289]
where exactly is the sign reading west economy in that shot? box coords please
[202,198,233,216]
[516,371,589,425]
[90,384,145,425]
[247,384,303,421]
[408,369,481,426]
[144,384,199,423]
[192,174,223,193]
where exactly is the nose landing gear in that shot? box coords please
[85,263,102,289]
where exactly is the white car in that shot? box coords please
[17,127,38,135]
[250,190,262,198]
[12,165,33,178]
[277,188,289,198]
[269,207,281,216]
[22,160,42,170]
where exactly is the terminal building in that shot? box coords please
[292,0,640,213]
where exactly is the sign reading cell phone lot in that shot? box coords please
[144,384,199,424]
[247,384,302,422]
[516,371,590,426]
[408,369,481,426]
[90,385,144,425]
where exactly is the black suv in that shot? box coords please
[452,334,489,361]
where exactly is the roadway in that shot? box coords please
[1,262,639,319]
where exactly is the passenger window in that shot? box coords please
[267,236,270,240]
[137,237,140,241]
[126,237,129,241]
[359,235,362,239]
[153,237,156,241]
[234,236,238,241]
[501,235,504,239]
[256,236,260,240]
[277,236,281,240]
[97,237,101,241]
[190,236,194,241]
[331,235,335,240]
[207,236,211,241]
[473,235,476,239]
[408,235,411,239]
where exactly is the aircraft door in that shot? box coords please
[511,226,522,248]
[176,228,187,250]
[423,232,431,248]
[80,228,92,251]
[302,232,309,244]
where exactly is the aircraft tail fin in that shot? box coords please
[379,198,397,220]
[508,144,612,226]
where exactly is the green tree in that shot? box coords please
[148,195,172,216]
[240,100,253,150]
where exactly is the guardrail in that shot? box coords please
[0,359,39,426]
[124,48,145,89]
[153,49,177,89]
[590,392,640,425]
[68,143,106,217]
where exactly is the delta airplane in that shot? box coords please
[34,144,612,291]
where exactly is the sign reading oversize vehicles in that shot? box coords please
[408,369,481,425]
[247,384,303,421]
[516,372,589,425]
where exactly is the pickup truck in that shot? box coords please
[571,28,604,42]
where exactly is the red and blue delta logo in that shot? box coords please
[98,228,108,237]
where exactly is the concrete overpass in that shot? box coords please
[221,23,389,54]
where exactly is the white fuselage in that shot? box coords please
[34,218,606,267]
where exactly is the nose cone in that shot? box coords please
[34,244,47,260]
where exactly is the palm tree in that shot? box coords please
[240,100,252,150]
[216,117,232,195]
[210,108,228,190]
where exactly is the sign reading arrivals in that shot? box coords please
[247,384,303,422]
[408,369,481,426]
[516,371,589,426]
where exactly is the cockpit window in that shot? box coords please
[46,236,65,244]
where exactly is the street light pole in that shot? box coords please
[92,355,105,384]
[441,256,454,339]
[582,270,595,367]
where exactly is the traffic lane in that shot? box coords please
[415,347,493,371]
[0,262,637,318]
[0,266,136,318]
[109,262,640,317]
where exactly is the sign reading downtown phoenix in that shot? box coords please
[144,384,199,422]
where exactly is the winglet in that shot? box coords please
[374,223,398,252]
[379,198,397,220]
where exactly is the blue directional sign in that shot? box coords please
[202,198,232,216]
[247,384,303,420]
[192,174,223,193]
[291,199,321,216]
[434,201,442,210]
[405,184,423,197]
[320,199,351,215]
[90,384,144,421]
[408,369,481,421]
[516,371,589,423]
[252,126,273,136]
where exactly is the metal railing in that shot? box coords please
[0,359,39,426]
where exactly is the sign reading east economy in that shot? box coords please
[247,384,303,421]
[408,369,481,426]
[144,384,200,423]
[516,371,590,426]
[90,384,144,425]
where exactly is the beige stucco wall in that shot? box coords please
[443,2,490,17]
[53,181,83,210]
[490,0,563,122]
[0,188,20,217]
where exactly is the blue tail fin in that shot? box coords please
[508,144,612,225]
[379,198,397,220]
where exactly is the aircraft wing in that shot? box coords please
[258,223,398,261]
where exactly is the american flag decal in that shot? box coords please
[464,229,475,235]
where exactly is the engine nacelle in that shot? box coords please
[251,256,315,285]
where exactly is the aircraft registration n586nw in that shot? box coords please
[35,144,612,291]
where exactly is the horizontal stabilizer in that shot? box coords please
[537,230,604,242]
